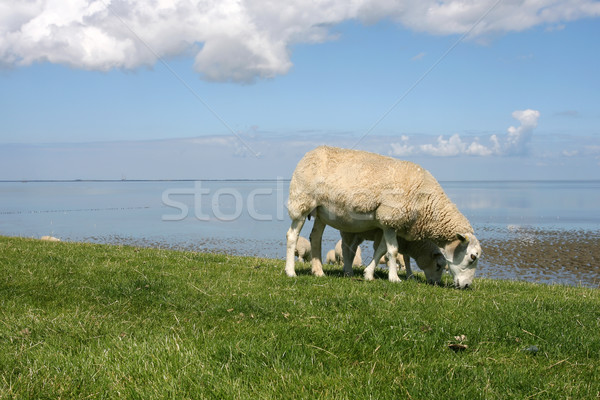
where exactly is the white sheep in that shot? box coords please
[326,249,337,264]
[285,146,481,289]
[334,239,362,267]
[378,251,403,266]
[40,235,61,242]
[294,236,312,262]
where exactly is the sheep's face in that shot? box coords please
[444,233,481,289]
[416,251,446,285]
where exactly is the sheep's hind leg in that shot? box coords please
[340,232,357,277]
[403,254,413,279]
[383,228,401,283]
[309,217,326,277]
[285,218,306,277]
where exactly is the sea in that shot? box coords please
[1,180,599,287]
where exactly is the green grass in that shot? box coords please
[1,236,599,399]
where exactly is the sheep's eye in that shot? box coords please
[470,254,477,262]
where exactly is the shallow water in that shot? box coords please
[1,180,599,287]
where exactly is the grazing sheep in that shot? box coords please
[40,235,60,242]
[378,252,404,266]
[334,239,362,267]
[326,249,337,264]
[342,229,446,284]
[294,236,312,262]
[285,146,481,289]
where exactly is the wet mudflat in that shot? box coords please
[479,227,600,287]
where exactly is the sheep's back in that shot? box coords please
[289,146,425,216]
[288,146,473,242]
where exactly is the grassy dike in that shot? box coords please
[1,236,599,399]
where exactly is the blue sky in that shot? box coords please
[1,1,599,180]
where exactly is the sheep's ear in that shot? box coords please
[457,233,469,243]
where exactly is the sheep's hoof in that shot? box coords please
[388,275,401,283]
[364,273,375,281]
[313,270,325,277]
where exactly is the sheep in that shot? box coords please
[326,249,337,264]
[40,235,60,242]
[341,229,447,285]
[325,241,361,266]
[334,239,362,267]
[285,145,481,289]
[294,236,312,262]
[378,251,403,266]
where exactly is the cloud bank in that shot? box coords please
[392,109,541,157]
[1,1,599,82]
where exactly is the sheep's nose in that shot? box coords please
[456,279,470,289]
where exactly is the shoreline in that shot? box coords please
[11,227,599,288]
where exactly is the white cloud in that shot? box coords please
[394,0,600,36]
[420,134,466,157]
[1,1,599,82]
[390,109,541,157]
[390,135,414,156]
[417,134,492,157]
[504,109,541,155]
[465,140,493,156]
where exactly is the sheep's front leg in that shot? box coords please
[363,260,377,281]
[285,218,306,277]
[309,217,326,277]
[383,228,401,283]
[365,233,387,281]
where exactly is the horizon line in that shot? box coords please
[1,178,599,184]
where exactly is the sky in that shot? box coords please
[1,0,599,181]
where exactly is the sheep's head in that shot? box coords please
[415,249,446,285]
[443,233,481,289]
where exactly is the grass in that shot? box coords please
[1,235,599,399]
